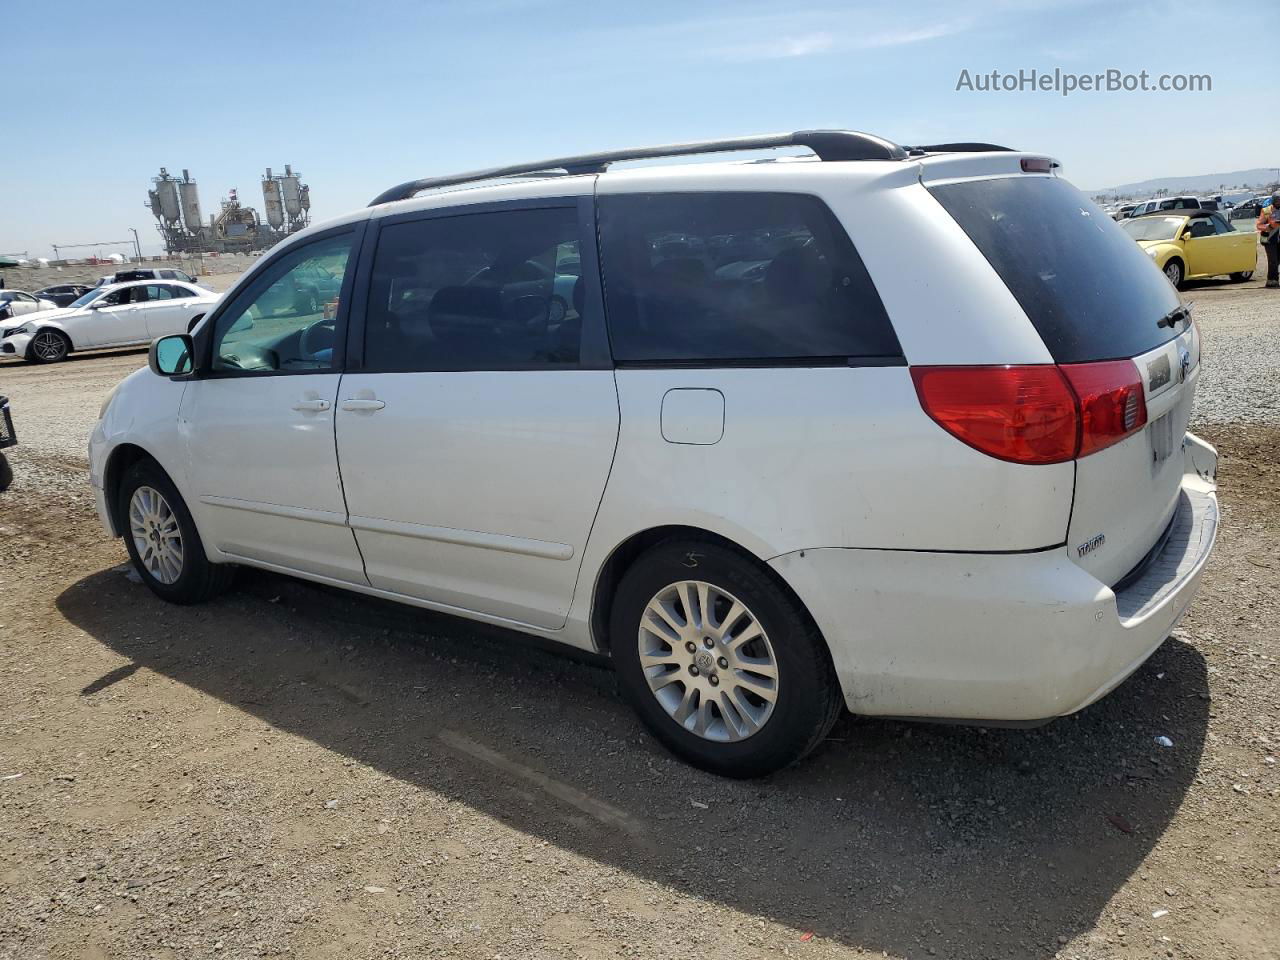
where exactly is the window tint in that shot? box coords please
[144,284,174,300]
[211,233,354,373]
[364,206,586,371]
[597,192,900,364]
[1211,214,1235,234]
[929,176,1180,363]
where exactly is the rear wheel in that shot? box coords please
[1163,258,1184,289]
[28,329,70,363]
[118,458,234,604]
[1230,270,1253,282]
[611,539,842,778]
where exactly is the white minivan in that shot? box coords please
[89,131,1218,776]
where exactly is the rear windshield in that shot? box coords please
[928,176,1180,363]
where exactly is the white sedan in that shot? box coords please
[0,280,219,363]
[0,290,57,320]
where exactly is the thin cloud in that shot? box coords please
[711,20,966,61]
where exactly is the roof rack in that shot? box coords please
[368,130,1016,206]
[368,129,912,206]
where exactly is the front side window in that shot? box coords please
[211,233,355,373]
[598,192,900,363]
[364,206,586,371]
[1187,218,1215,238]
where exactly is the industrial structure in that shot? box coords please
[146,166,311,255]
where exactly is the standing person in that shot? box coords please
[1259,192,1280,288]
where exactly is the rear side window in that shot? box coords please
[929,176,1181,363]
[364,207,587,371]
[597,192,901,364]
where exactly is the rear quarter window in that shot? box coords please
[928,176,1181,363]
[597,192,901,365]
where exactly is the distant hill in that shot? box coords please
[1087,168,1278,199]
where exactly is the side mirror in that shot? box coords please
[1180,229,1193,241]
[149,334,194,377]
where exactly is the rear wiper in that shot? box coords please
[1156,303,1192,329]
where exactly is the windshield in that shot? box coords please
[1121,216,1185,241]
[928,176,1180,364]
[70,288,107,308]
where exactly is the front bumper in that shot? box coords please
[1,332,32,357]
[770,433,1219,722]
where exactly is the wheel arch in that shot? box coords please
[102,442,161,537]
[28,324,74,355]
[588,524,825,657]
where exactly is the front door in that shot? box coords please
[336,200,618,629]
[88,286,149,345]
[180,228,368,583]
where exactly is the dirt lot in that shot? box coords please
[1,263,1278,960]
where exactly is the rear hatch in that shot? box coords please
[925,168,1194,585]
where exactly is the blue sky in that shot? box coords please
[1,0,1272,257]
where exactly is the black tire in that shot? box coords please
[1163,258,1184,289]
[611,539,842,778]
[1229,270,1253,282]
[27,328,71,363]
[117,457,234,605]
[0,452,12,492]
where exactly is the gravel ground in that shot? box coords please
[0,264,1277,960]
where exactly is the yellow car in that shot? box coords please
[1122,210,1257,288]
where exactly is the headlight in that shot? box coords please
[5,324,31,337]
[98,384,120,420]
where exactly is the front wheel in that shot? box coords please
[28,329,71,363]
[1163,259,1184,289]
[118,458,234,604]
[611,540,842,778]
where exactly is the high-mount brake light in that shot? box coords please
[1020,157,1054,173]
[912,361,1149,465]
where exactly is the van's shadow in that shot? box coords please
[58,566,1208,958]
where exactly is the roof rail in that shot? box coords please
[368,129,909,206]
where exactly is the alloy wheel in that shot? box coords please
[31,331,66,361]
[128,485,184,585]
[637,580,779,742]
[1164,261,1182,286]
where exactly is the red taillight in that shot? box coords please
[911,365,1078,465]
[911,361,1148,465]
[1059,360,1148,456]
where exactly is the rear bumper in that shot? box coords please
[770,433,1218,722]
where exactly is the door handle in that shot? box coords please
[292,399,332,412]
[340,398,386,412]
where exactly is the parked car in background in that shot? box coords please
[0,290,56,320]
[1112,203,1138,220]
[34,283,94,308]
[1130,196,1203,217]
[0,280,218,363]
[95,268,199,287]
[1122,210,1257,287]
[1229,197,1265,222]
[90,131,1218,777]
